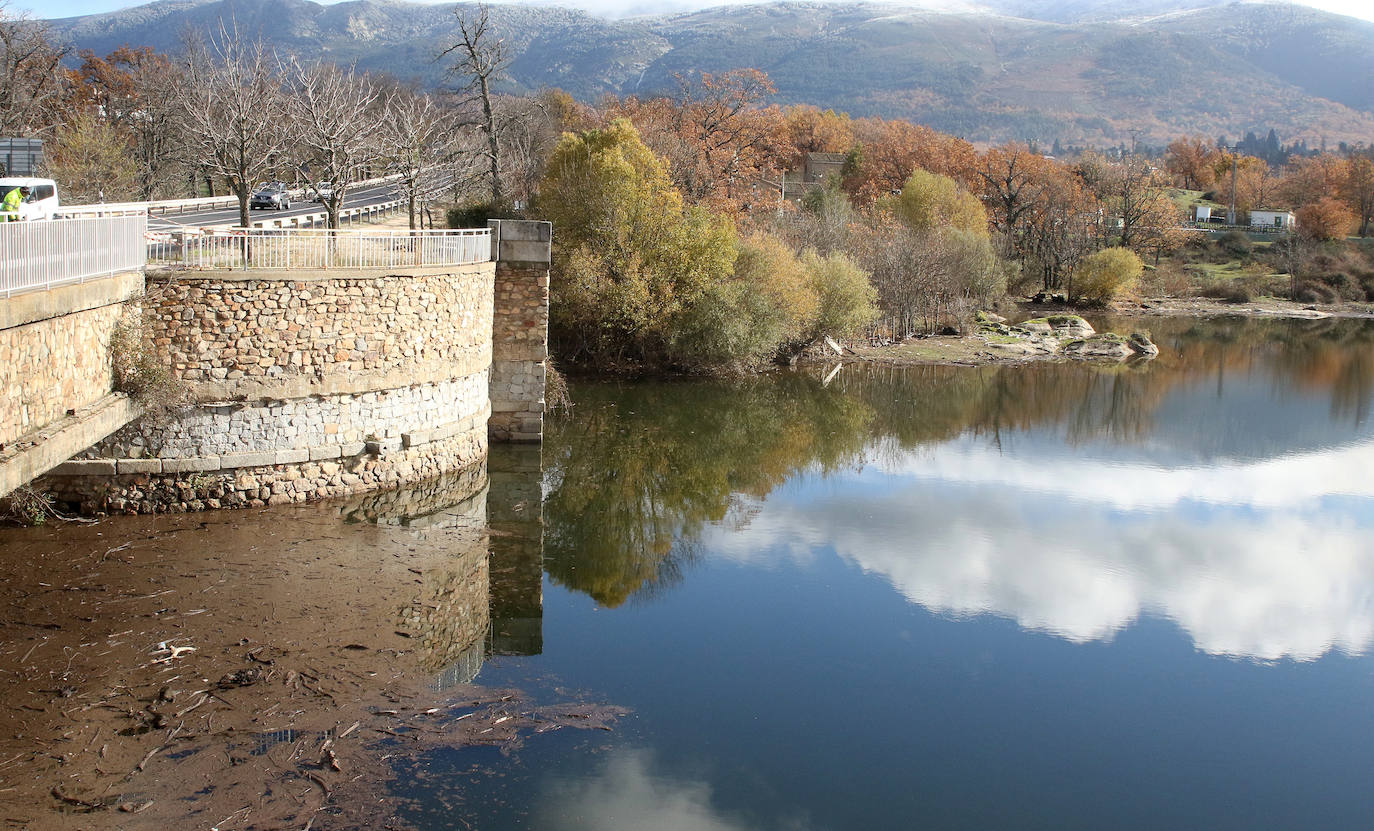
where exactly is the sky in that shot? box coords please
[16,0,1374,25]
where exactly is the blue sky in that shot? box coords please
[20,0,1374,24]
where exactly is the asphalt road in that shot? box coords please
[147,183,400,231]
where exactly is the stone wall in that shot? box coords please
[0,272,141,448]
[487,221,550,442]
[146,265,492,401]
[43,264,496,514]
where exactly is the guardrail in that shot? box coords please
[149,227,491,270]
[241,199,403,230]
[62,173,405,218]
[1,213,148,298]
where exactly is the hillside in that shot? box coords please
[45,0,1374,146]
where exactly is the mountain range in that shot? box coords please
[45,0,1374,146]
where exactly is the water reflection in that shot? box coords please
[337,448,547,682]
[534,750,772,831]
[545,316,1374,660]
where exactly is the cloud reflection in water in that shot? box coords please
[708,436,1374,662]
[534,750,802,831]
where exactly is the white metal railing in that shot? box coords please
[1,214,148,298]
[151,227,492,270]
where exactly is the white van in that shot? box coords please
[0,177,60,220]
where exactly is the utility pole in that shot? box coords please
[1227,148,1238,226]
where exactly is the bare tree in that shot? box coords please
[439,4,509,205]
[0,2,67,138]
[76,47,186,200]
[380,86,457,229]
[287,59,384,229]
[178,23,291,228]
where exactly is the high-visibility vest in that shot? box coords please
[1,188,21,221]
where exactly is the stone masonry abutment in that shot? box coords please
[39,221,551,514]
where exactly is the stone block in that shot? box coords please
[339,442,367,457]
[117,458,163,474]
[401,428,434,449]
[309,445,341,461]
[162,457,222,473]
[275,448,310,464]
[219,450,278,469]
[49,459,118,476]
[365,437,403,455]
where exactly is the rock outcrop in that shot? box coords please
[976,313,1158,363]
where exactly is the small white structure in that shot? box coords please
[1250,209,1296,231]
[1193,205,1214,223]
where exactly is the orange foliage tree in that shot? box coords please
[1297,197,1358,241]
[844,117,977,204]
[1164,135,1219,191]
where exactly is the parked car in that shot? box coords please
[312,181,335,203]
[0,177,60,220]
[250,186,291,211]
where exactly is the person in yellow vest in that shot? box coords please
[1,184,29,221]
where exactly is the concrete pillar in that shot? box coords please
[487,219,551,443]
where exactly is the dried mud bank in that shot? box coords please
[0,456,614,831]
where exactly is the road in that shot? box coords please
[146,183,401,231]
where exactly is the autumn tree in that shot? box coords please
[1280,153,1347,208]
[779,105,854,170]
[538,119,738,366]
[845,117,977,204]
[1088,154,1183,258]
[976,144,1050,246]
[42,109,137,201]
[1021,164,1099,291]
[892,168,988,235]
[1296,197,1358,241]
[1164,135,1218,190]
[667,69,779,210]
[90,48,183,199]
[1340,156,1374,237]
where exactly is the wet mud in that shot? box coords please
[0,453,619,830]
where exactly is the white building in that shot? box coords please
[1250,209,1296,231]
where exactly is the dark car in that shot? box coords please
[250,186,291,211]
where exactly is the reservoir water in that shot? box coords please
[3,314,1373,829]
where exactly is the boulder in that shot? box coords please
[1060,334,1132,361]
[1127,332,1159,357]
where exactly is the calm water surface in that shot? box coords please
[394,315,1374,830]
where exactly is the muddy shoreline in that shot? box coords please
[0,456,615,831]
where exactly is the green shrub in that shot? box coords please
[446,200,518,229]
[802,249,880,339]
[669,233,819,370]
[538,120,738,367]
[1217,230,1253,258]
